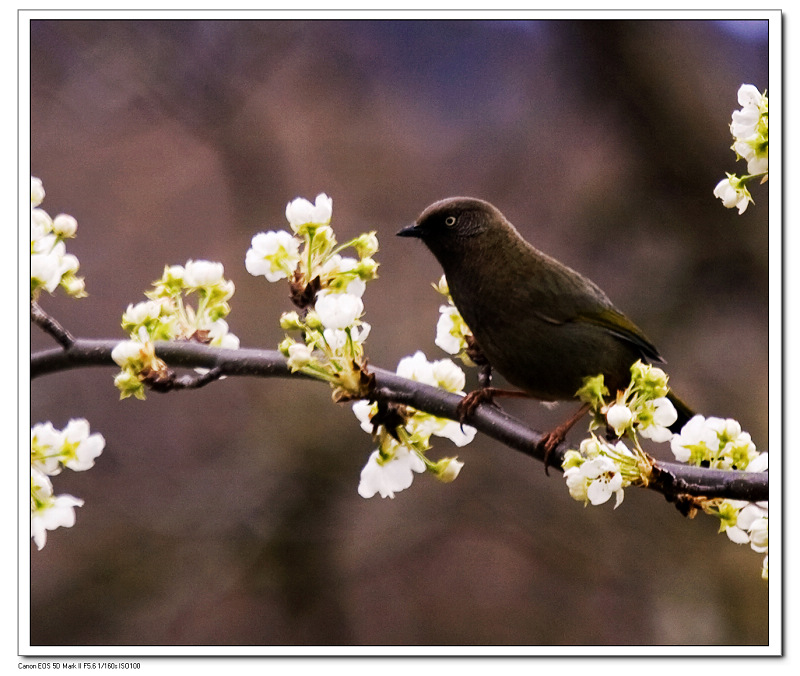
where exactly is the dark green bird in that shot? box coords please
[398,196,693,463]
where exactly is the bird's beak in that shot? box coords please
[397,223,421,238]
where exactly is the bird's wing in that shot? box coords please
[531,303,663,364]
[571,308,665,363]
[512,246,665,363]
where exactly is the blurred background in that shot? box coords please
[29,18,770,647]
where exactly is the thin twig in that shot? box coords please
[30,301,75,349]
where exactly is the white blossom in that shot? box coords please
[124,300,164,325]
[746,451,768,473]
[287,342,313,369]
[245,230,301,282]
[670,415,720,463]
[345,276,366,298]
[322,328,351,351]
[60,418,105,472]
[320,253,357,276]
[431,358,466,393]
[30,466,84,551]
[30,180,85,300]
[671,414,759,469]
[412,416,476,447]
[435,305,465,354]
[31,250,63,293]
[715,84,768,214]
[397,351,469,394]
[396,351,437,386]
[204,318,240,349]
[746,514,769,553]
[352,400,377,434]
[714,176,752,214]
[357,446,426,499]
[564,455,625,508]
[315,291,363,330]
[723,501,768,554]
[730,84,763,138]
[354,231,379,258]
[285,193,333,231]
[31,493,84,550]
[184,259,225,287]
[31,208,53,241]
[31,422,64,475]
[31,176,45,206]
[638,396,677,442]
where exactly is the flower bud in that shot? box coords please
[53,214,78,238]
[279,311,304,331]
[61,274,87,298]
[287,342,313,370]
[354,257,379,280]
[606,403,632,436]
[278,336,295,356]
[113,370,145,400]
[111,340,144,368]
[184,260,225,287]
[354,231,379,258]
[309,225,337,256]
[31,177,45,207]
[432,457,464,483]
[432,275,450,297]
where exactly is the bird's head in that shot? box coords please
[397,196,509,253]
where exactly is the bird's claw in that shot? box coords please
[538,431,565,476]
[456,388,498,422]
[537,402,591,476]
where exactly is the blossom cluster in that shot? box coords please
[246,193,378,293]
[714,499,769,580]
[246,195,472,499]
[113,260,238,399]
[247,193,379,400]
[714,84,769,214]
[670,414,764,471]
[30,176,86,300]
[670,414,768,578]
[30,419,105,549]
[579,361,678,443]
[558,362,674,508]
[562,435,647,508]
[566,362,768,578]
[354,351,475,498]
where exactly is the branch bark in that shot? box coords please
[30,338,768,503]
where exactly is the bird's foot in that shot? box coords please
[457,387,533,421]
[456,387,499,421]
[538,430,566,476]
[538,403,591,476]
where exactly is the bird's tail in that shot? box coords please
[667,390,695,433]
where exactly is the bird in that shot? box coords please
[397,196,693,470]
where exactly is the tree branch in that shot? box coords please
[30,338,768,503]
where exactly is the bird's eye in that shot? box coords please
[444,216,457,227]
